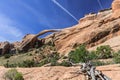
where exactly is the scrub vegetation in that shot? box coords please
[0,43,119,68]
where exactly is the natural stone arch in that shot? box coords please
[18,29,60,51]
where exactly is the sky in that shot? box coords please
[0,0,113,42]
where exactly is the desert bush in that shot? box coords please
[68,44,89,63]
[4,60,17,68]
[60,60,72,67]
[48,52,60,66]
[4,59,36,68]
[92,60,106,66]
[38,52,60,66]
[4,69,24,80]
[38,58,49,66]
[4,54,12,59]
[4,52,60,67]
[4,63,17,68]
[92,60,112,66]
[18,60,35,67]
[96,45,112,59]
[113,51,120,63]
[50,58,59,66]
[87,51,98,60]
[68,45,113,64]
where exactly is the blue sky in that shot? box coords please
[0,0,113,42]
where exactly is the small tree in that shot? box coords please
[68,44,89,63]
[88,51,98,60]
[113,51,120,63]
[96,45,112,59]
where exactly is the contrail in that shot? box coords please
[52,0,79,23]
[97,0,103,10]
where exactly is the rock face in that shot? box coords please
[0,42,11,55]
[112,0,120,18]
[44,0,120,54]
[1,0,120,55]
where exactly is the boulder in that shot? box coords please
[0,41,11,55]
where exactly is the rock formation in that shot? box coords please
[0,42,11,55]
[18,29,59,52]
[44,0,120,54]
[0,1,120,80]
[0,30,59,54]
[1,0,120,55]
[112,0,120,18]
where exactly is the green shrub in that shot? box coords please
[113,51,120,63]
[87,51,98,60]
[4,60,17,68]
[4,59,36,68]
[68,44,89,63]
[47,52,60,60]
[96,45,112,59]
[92,60,106,66]
[60,60,72,67]
[46,52,60,66]
[18,60,35,67]
[50,58,58,66]
[38,58,49,67]
[68,45,113,64]
[3,52,60,67]
[4,69,24,80]
[4,63,17,68]
[92,60,112,66]
[38,52,60,66]
[4,54,12,59]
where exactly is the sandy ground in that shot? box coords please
[0,64,120,80]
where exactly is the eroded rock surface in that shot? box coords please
[0,64,119,80]
[0,42,11,54]
[44,0,120,54]
[0,30,59,54]
[112,0,120,18]
[1,0,120,55]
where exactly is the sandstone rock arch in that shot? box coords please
[18,29,60,52]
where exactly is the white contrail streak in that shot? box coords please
[52,0,79,23]
[97,0,103,9]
